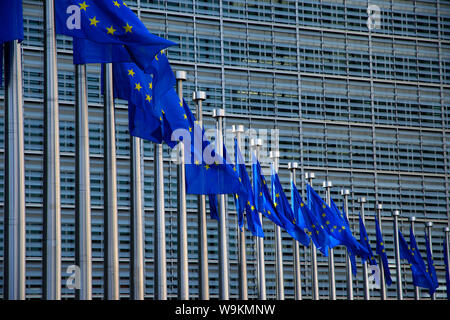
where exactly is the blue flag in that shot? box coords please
[0,1,24,86]
[444,239,450,300]
[340,205,358,276]
[375,217,392,286]
[252,156,284,229]
[425,230,439,295]
[358,214,377,266]
[271,168,310,247]
[234,139,263,237]
[291,182,331,256]
[55,0,175,69]
[208,194,219,221]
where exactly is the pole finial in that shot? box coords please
[175,71,187,81]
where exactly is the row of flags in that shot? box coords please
[1,1,449,299]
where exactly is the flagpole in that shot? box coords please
[75,64,92,300]
[305,172,319,300]
[213,108,230,300]
[102,63,119,300]
[154,140,167,300]
[376,204,386,300]
[194,91,209,300]
[359,197,370,300]
[270,151,284,300]
[176,71,189,300]
[130,137,144,300]
[341,189,353,300]
[288,162,302,300]
[426,221,435,300]
[410,216,420,300]
[392,210,403,300]
[233,125,247,300]
[4,40,26,300]
[44,0,61,300]
[323,181,335,300]
[251,138,266,300]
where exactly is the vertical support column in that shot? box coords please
[176,71,189,300]
[4,40,26,300]
[194,90,209,300]
[341,189,353,300]
[376,204,386,301]
[213,108,229,300]
[323,181,335,300]
[426,221,435,300]
[270,151,284,300]
[393,210,403,300]
[251,138,266,300]
[410,216,420,300]
[288,162,301,300]
[305,172,319,300]
[102,63,119,300]
[75,64,92,300]
[233,125,247,300]
[359,197,370,300]
[130,137,144,300]
[43,0,61,300]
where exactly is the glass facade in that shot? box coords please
[0,0,449,299]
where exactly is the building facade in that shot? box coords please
[0,0,449,299]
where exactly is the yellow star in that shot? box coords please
[205,164,210,170]
[189,127,192,132]
[322,213,326,217]
[106,25,117,35]
[380,242,384,246]
[195,160,200,166]
[300,202,304,207]
[89,16,99,27]
[267,210,271,215]
[113,1,121,8]
[122,1,128,7]
[322,204,326,209]
[235,194,239,199]
[274,202,278,208]
[134,83,142,91]
[149,82,153,89]
[79,1,89,11]
[342,226,346,230]
[183,114,187,119]
[275,193,279,198]
[145,95,152,102]
[233,166,237,171]
[123,23,133,33]
[251,206,255,211]
[128,69,135,77]
[326,220,330,225]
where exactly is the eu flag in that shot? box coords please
[55,0,175,69]
[291,182,331,256]
[340,205,358,276]
[271,168,310,247]
[444,239,450,300]
[208,194,219,221]
[425,230,439,295]
[234,139,264,237]
[358,214,377,266]
[0,1,23,86]
[375,217,392,286]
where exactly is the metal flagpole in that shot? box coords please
[176,71,189,300]
[44,0,61,300]
[75,64,92,300]
[102,63,119,300]
[233,125,247,300]
[270,151,284,300]
[130,137,144,300]
[213,108,230,300]
[410,216,419,300]
[4,40,26,300]
[426,221,435,300]
[376,204,386,300]
[154,141,167,300]
[323,181,335,300]
[392,210,403,300]
[359,197,370,300]
[251,138,266,300]
[341,189,353,300]
[194,91,209,300]
[288,162,302,300]
[305,172,319,300]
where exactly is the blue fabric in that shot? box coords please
[425,230,439,295]
[234,139,263,237]
[358,214,377,266]
[291,182,331,256]
[55,0,175,68]
[271,168,310,247]
[444,239,450,300]
[340,205,358,276]
[208,194,219,221]
[375,217,392,286]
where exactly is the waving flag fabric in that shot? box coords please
[424,230,439,295]
[358,214,377,266]
[375,217,392,286]
[444,239,450,300]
